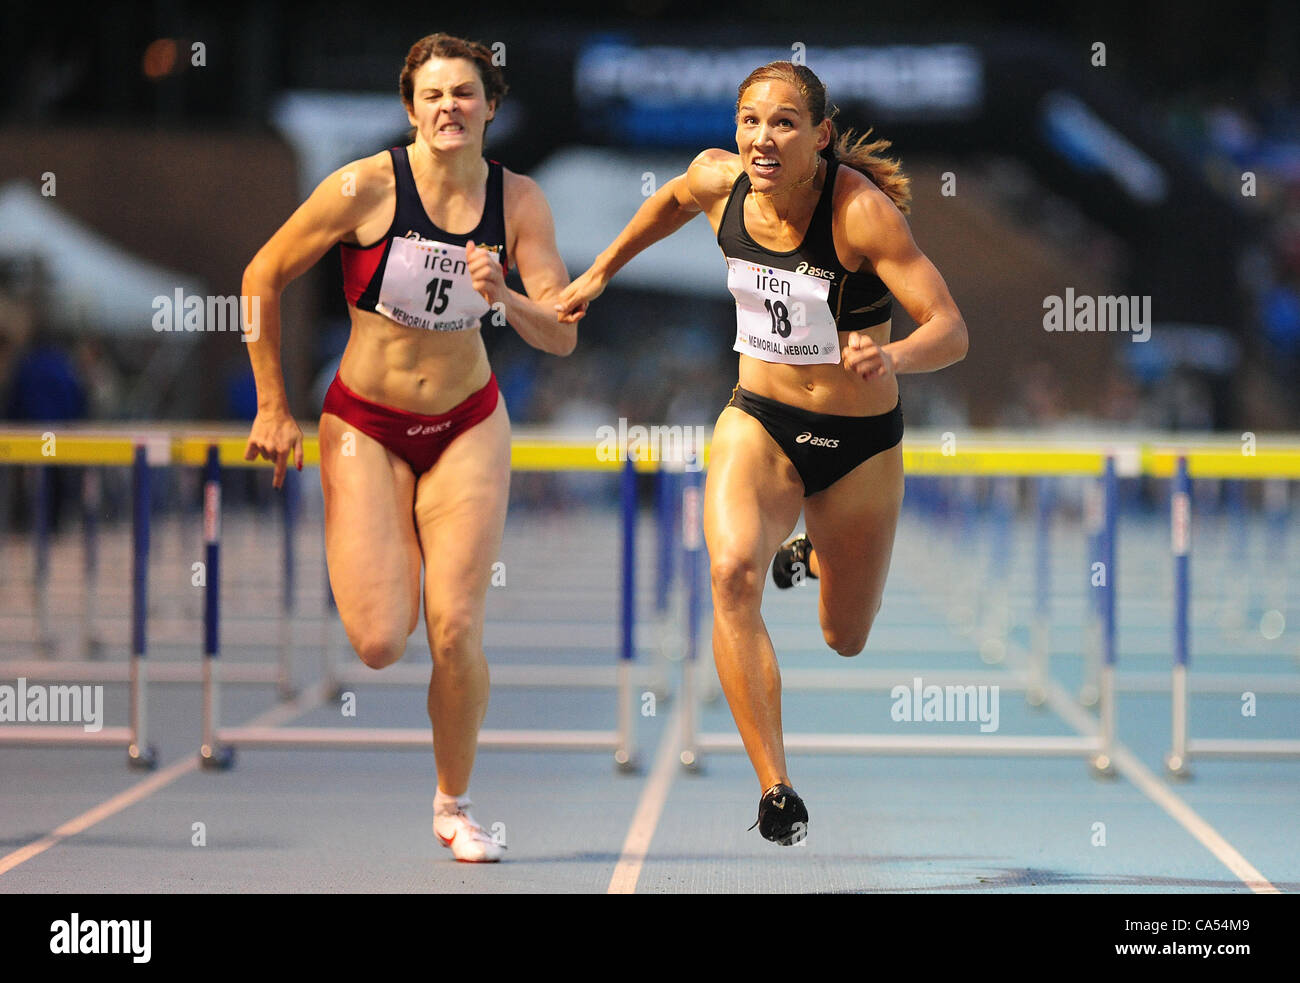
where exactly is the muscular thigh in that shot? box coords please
[803,442,904,621]
[703,407,805,591]
[415,398,512,633]
[319,412,422,638]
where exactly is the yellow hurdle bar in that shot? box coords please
[0,432,171,467]
[4,428,1299,477]
[1143,446,1300,479]
[2,428,1299,481]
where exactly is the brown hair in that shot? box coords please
[399,33,508,120]
[736,62,911,214]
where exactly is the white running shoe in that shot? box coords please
[433,797,505,863]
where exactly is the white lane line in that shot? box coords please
[0,754,197,877]
[608,702,682,895]
[1040,676,1279,894]
[0,681,330,878]
[905,551,1280,896]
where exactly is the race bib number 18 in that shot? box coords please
[727,258,840,365]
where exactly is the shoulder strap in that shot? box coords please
[807,157,840,243]
[485,159,508,272]
[716,169,751,248]
[390,145,414,195]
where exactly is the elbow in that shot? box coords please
[552,327,578,357]
[242,258,279,299]
[951,317,969,363]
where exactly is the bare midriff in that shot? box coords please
[736,321,898,416]
[335,304,492,415]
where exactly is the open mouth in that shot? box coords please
[753,157,780,178]
[438,122,465,134]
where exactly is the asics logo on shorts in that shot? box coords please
[406,422,453,437]
[795,432,839,448]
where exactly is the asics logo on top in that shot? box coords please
[399,230,503,256]
[795,432,840,448]
[794,261,835,280]
[406,422,454,437]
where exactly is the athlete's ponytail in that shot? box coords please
[736,62,911,215]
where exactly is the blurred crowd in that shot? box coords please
[1164,78,1300,377]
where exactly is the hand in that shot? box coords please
[554,265,608,324]
[244,408,304,489]
[466,240,508,309]
[841,332,896,382]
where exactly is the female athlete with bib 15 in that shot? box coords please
[241,33,582,862]
[556,61,966,845]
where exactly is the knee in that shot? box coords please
[354,631,407,670]
[710,554,762,611]
[823,600,881,658]
[824,626,869,658]
[429,612,478,668]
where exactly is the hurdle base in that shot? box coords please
[200,744,237,770]
[0,660,287,685]
[1164,752,1191,780]
[210,726,622,753]
[695,732,1102,756]
[1088,752,1116,778]
[1185,739,1300,760]
[0,725,134,746]
[127,743,159,770]
[326,664,652,689]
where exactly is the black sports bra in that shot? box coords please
[716,157,892,330]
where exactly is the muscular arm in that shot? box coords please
[847,189,968,375]
[241,158,389,412]
[491,174,578,356]
[554,149,735,319]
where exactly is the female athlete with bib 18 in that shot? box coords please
[556,61,967,845]
[241,33,582,862]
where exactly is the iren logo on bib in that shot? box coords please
[795,432,839,448]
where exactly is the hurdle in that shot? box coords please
[196,437,659,773]
[678,441,1125,774]
[1154,446,1300,776]
[0,430,296,691]
[0,432,161,768]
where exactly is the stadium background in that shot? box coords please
[0,1,1296,496]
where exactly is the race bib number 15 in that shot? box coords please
[376,238,493,332]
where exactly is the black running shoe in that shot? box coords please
[771,535,818,590]
[748,783,809,845]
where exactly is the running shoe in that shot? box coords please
[748,783,809,845]
[771,534,817,590]
[434,797,505,863]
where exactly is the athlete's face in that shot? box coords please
[406,57,495,154]
[736,80,831,193]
